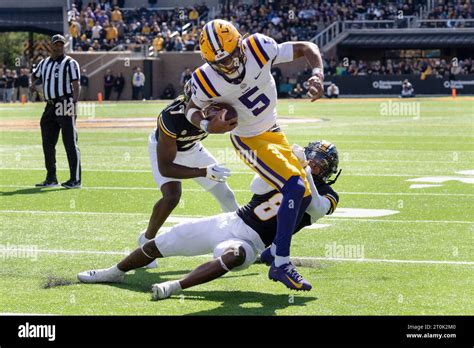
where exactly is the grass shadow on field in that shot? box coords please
[179,290,316,315]
[0,187,64,196]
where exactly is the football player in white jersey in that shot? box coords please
[185,19,325,291]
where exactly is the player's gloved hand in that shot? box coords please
[292,144,309,168]
[205,164,231,182]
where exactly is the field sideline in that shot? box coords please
[0,97,473,315]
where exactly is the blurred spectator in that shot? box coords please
[18,69,30,102]
[91,22,103,41]
[271,66,283,97]
[105,24,118,43]
[111,6,122,23]
[160,83,176,99]
[152,34,164,55]
[400,79,415,98]
[12,70,19,102]
[132,67,145,100]
[290,83,304,98]
[104,69,114,100]
[326,83,340,99]
[70,20,81,47]
[189,7,199,25]
[0,71,6,102]
[114,72,125,100]
[180,67,192,87]
[80,68,89,101]
[4,70,14,103]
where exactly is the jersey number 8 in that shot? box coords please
[253,193,283,221]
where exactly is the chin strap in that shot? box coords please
[326,169,342,186]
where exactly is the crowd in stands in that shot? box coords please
[69,0,208,53]
[67,0,473,53]
[425,0,473,27]
[221,0,425,42]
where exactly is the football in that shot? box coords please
[204,102,238,123]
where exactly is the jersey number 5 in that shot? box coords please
[238,86,270,116]
[253,193,283,221]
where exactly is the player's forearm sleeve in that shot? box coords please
[304,166,331,222]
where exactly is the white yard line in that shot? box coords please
[7,248,474,266]
[0,167,469,177]
[0,184,472,197]
[0,210,472,225]
[323,217,473,224]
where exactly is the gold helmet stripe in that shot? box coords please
[205,22,221,55]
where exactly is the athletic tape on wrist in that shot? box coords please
[186,107,200,123]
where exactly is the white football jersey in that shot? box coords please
[191,33,294,137]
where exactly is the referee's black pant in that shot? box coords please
[40,98,81,182]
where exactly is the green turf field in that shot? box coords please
[0,97,473,315]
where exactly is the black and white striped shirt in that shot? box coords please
[32,55,80,101]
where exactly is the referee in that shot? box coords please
[30,34,82,189]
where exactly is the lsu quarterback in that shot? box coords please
[185,19,325,291]
[77,140,340,300]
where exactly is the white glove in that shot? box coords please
[292,144,308,167]
[205,164,231,182]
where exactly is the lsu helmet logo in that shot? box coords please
[199,19,247,82]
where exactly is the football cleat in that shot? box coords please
[35,179,59,187]
[268,262,312,291]
[259,248,274,266]
[137,231,158,269]
[151,281,181,301]
[61,180,81,189]
[77,268,124,284]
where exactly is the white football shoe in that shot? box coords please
[77,267,124,284]
[151,280,181,301]
[137,230,158,269]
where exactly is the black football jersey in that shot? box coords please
[156,96,208,151]
[237,184,339,247]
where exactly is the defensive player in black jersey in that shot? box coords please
[138,81,239,268]
[78,140,340,297]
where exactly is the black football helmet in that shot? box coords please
[304,140,341,185]
[183,79,192,102]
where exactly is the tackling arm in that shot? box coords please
[304,166,332,223]
[157,127,206,178]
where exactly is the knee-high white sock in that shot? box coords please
[208,183,239,212]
